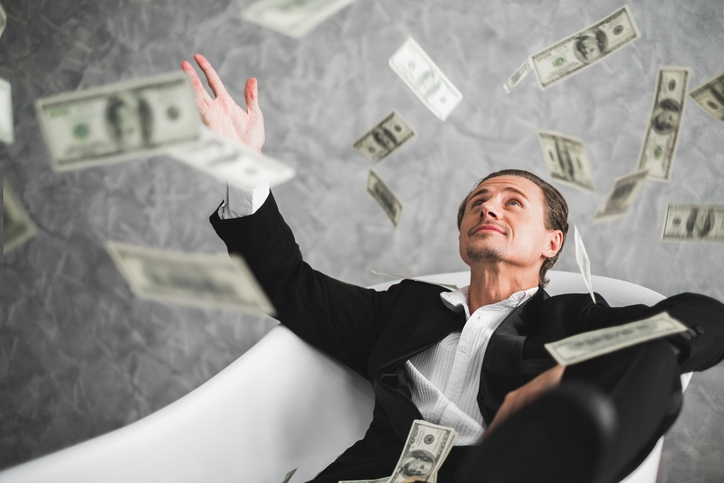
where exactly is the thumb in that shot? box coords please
[244,77,260,113]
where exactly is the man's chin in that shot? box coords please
[465,245,504,264]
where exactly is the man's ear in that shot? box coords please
[542,230,563,258]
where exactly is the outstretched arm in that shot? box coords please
[181,53,265,153]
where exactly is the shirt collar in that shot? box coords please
[440,285,538,320]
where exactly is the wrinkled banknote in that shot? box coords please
[106,241,275,315]
[280,467,297,483]
[661,203,724,244]
[389,37,463,121]
[531,5,640,90]
[242,0,354,38]
[635,67,689,181]
[0,77,13,144]
[3,182,38,254]
[503,58,532,94]
[367,171,403,227]
[573,226,595,304]
[354,111,415,163]
[545,312,687,365]
[169,127,295,188]
[371,270,459,291]
[536,130,594,192]
[593,169,648,222]
[388,420,457,483]
[0,3,6,40]
[688,71,724,124]
[36,71,201,171]
[338,478,390,483]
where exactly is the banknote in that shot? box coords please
[635,67,689,181]
[280,467,297,483]
[530,5,640,90]
[35,71,201,171]
[389,37,463,121]
[242,0,355,38]
[3,181,38,254]
[536,130,594,192]
[353,111,415,163]
[0,3,6,40]
[503,58,532,94]
[371,270,459,291]
[388,420,457,483]
[688,71,724,124]
[338,478,390,483]
[169,127,295,188]
[367,171,403,227]
[0,77,13,144]
[593,169,648,222]
[661,203,724,244]
[105,241,275,315]
[573,226,595,304]
[545,312,687,365]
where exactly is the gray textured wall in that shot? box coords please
[1,0,723,480]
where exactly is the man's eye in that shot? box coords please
[472,200,483,207]
[508,200,521,206]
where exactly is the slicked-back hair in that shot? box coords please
[456,169,569,287]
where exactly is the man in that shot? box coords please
[182,54,724,482]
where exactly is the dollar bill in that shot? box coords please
[3,182,38,254]
[688,71,724,124]
[105,241,275,315]
[242,0,355,38]
[367,171,403,227]
[545,312,687,365]
[388,420,457,483]
[536,130,594,192]
[35,71,201,172]
[169,127,295,188]
[573,226,595,304]
[371,270,458,291]
[530,5,640,90]
[593,169,648,222]
[280,467,297,483]
[353,111,415,163]
[0,3,6,40]
[338,478,390,483]
[661,203,724,244]
[635,67,689,181]
[503,58,532,94]
[389,37,463,121]
[0,77,13,144]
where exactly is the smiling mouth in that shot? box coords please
[469,223,506,236]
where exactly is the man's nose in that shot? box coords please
[480,202,500,219]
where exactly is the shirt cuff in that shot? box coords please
[218,180,270,219]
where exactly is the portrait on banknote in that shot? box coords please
[650,98,682,135]
[105,92,153,151]
[573,28,607,63]
[399,449,436,479]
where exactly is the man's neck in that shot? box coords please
[468,265,539,313]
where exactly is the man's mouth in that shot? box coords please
[469,222,506,236]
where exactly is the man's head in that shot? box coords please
[457,169,568,286]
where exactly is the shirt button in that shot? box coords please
[449,396,458,403]
[461,345,470,353]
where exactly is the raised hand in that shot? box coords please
[181,54,265,153]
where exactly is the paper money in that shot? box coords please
[688,71,724,124]
[661,203,724,244]
[242,0,355,38]
[0,77,13,144]
[388,420,457,483]
[35,71,201,172]
[338,478,390,483]
[105,241,275,315]
[573,226,595,304]
[169,127,295,188]
[503,58,532,94]
[530,5,640,90]
[389,37,463,121]
[536,130,594,192]
[353,111,415,163]
[635,67,689,181]
[3,182,38,254]
[0,3,6,40]
[371,270,458,291]
[367,171,403,227]
[593,169,648,222]
[545,312,687,365]
[280,467,297,483]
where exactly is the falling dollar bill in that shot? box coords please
[353,111,415,163]
[545,312,687,365]
[536,130,594,192]
[388,420,457,483]
[242,0,355,38]
[338,478,390,483]
[0,77,13,144]
[169,127,295,188]
[106,241,275,315]
[503,58,532,94]
[530,5,640,90]
[593,169,648,222]
[35,71,201,172]
[367,170,403,227]
[635,67,689,181]
[389,37,463,121]
[279,467,297,483]
[661,203,724,244]
[688,71,724,124]
[573,226,595,304]
[0,3,6,40]
[3,181,38,254]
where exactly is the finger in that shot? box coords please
[244,77,260,113]
[194,53,229,98]
[182,60,212,106]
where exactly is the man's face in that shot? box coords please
[458,175,561,273]
[579,36,602,60]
